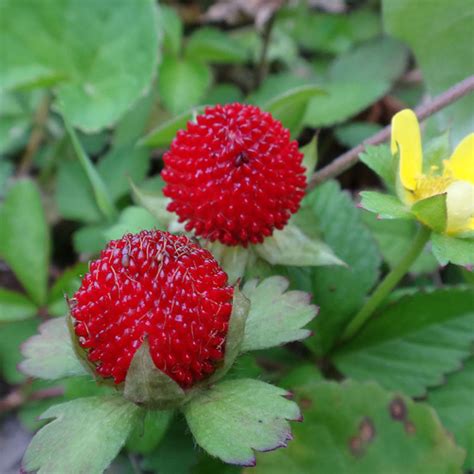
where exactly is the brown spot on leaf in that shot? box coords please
[359,417,376,443]
[389,397,407,421]
[349,436,365,457]
[404,421,416,435]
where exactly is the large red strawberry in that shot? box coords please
[162,103,306,246]
[71,230,233,388]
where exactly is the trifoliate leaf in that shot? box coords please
[241,276,317,351]
[183,378,300,466]
[20,316,88,380]
[249,380,465,474]
[254,221,345,268]
[359,191,413,219]
[333,288,474,396]
[23,396,141,474]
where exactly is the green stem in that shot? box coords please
[341,225,431,341]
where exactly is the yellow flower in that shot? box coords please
[391,109,474,234]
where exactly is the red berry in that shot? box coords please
[162,103,307,246]
[71,230,233,388]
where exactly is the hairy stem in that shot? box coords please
[341,225,431,342]
[307,74,474,190]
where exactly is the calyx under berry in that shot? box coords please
[70,230,234,389]
[162,103,307,247]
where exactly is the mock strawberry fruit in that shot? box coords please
[71,230,233,388]
[162,103,307,246]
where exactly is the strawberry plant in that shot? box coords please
[0,1,473,473]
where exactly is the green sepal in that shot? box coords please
[208,286,250,383]
[431,233,474,266]
[300,134,318,181]
[183,378,301,466]
[359,191,413,219]
[254,221,345,267]
[411,193,447,233]
[123,338,185,410]
[20,316,88,380]
[66,311,106,382]
[204,241,255,284]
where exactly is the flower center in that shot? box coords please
[413,174,455,201]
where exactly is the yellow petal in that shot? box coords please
[446,180,474,234]
[391,109,423,191]
[445,133,474,184]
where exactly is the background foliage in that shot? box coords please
[0,0,473,473]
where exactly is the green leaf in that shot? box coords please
[383,0,474,143]
[304,81,388,128]
[412,194,447,233]
[104,206,158,242]
[333,288,474,396]
[431,233,474,266]
[254,221,345,268]
[130,180,173,229]
[303,181,381,355]
[73,223,109,255]
[124,339,185,409]
[127,410,173,455]
[363,214,438,275]
[263,85,325,135]
[19,316,87,380]
[158,57,211,114]
[65,119,117,222]
[160,5,183,56]
[23,395,141,474]
[359,191,412,219]
[251,380,465,473]
[204,83,244,105]
[186,27,248,64]
[0,179,50,305]
[140,106,205,148]
[335,122,383,149]
[303,37,408,128]
[183,378,300,466]
[241,277,317,352]
[141,418,198,474]
[0,319,39,384]
[330,37,408,84]
[428,357,474,470]
[359,144,397,192]
[97,144,150,202]
[209,287,249,383]
[0,0,160,131]
[0,288,37,322]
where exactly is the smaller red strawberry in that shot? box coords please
[71,230,233,388]
[162,103,307,247]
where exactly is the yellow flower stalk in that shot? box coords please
[391,109,474,234]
